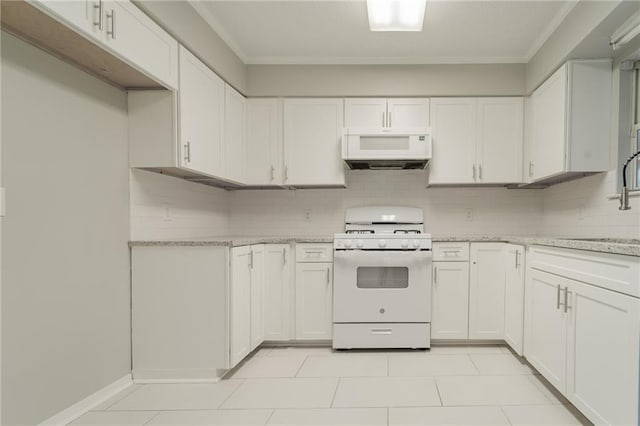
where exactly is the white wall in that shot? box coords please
[229,171,543,237]
[1,33,130,425]
[130,169,230,240]
[247,64,526,97]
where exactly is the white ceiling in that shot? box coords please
[189,0,577,65]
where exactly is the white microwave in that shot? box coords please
[342,128,432,170]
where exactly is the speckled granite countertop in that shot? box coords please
[130,235,640,257]
[129,235,333,248]
[433,236,640,257]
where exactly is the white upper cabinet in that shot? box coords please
[245,99,283,186]
[178,46,226,177]
[344,98,429,130]
[476,98,523,183]
[429,98,477,184]
[283,99,345,186]
[225,84,246,184]
[429,97,523,185]
[527,60,611,183]
[33,0,178,89]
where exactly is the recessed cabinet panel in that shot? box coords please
[283,99,345,186]
[477,98,523,183]
[295,263,333,340]
[504,244,525,355]
[431,262,470,340]
[429,98,477,184]
[263,245,292,341]
[230,246,252,368]
[250,244,264,351]
[246,99,283,186]
[524,269,567,393]
[344,98,387,128]
[386,98,430,128]
[225,84,246,184]
[178,46,225,177]
[469,243,506,340]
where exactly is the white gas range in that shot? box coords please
[333,206,432,350]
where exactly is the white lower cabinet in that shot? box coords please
[231,244,265,367]
[524,246,640,426]
[431,242,470,340]
[469,243,506,340]
[295,243,333,340]
[504,244,525,355]
[230,246,252,367]
[263,244,292,341]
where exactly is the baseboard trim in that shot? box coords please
[39,374,132,426]
[133,377,221,384]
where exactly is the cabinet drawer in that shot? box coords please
[529,246,640,298]
[296,243,333,263]
[333,323,430,349]
[432,242,470,261]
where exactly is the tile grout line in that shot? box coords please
[386,407,390,426]
[142,410,162,425]
[263,408,276,426]
[293,355,309,378]
[467,353,482,375]
[216,379,245,409]
[329,377,341,408]
[498,406,515,425]
[99,384,146,411]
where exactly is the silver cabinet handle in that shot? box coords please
[284,165,288,182]
[184,142,191,163]
[106,9,115,39]
[382,112,385,128]
[472,164,477,180]
[282,247,286,265]
[249,250,254,269]
[478,164,483,180]
[388,112,392,128]
[270,166,275,181]
[93,1,104,30]
[514,251,519,269]
[433,266,438,284]
[326,268,330,284]
[556,284,562,310]
[564,287,571,313]
[528,161,534,177]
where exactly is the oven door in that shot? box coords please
[333,249,431,323]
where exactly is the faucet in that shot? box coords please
[620,150,640,210]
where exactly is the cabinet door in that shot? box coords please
[225,84,246,184]
[344,98,387,129]
[263,245,292,341]
[250,245,264,351]
[469,243,505,339]
[431,261,469,340]
[428,98,477,184]
[524,269,567,393]
[231,246,252,367]
[566,279,640,426]
[476,98,523,183]
[504,244,525,355]
[522,96,534,183]
[178,46,225,178]
[283,99,345,186]
[531,64,567,181]
[387,98,430,128]
[102,1,178,89]
[33,0,97,38]
[245,99,283,185]
[295,263,333,340]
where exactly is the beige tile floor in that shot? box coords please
[69,345,591,425]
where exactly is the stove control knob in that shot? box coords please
[344,239,352,248]
[401,239,409,248]
[356,239,364,248]
[413,240,421,248]
[379,239,387,248]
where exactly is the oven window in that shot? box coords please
[356,267,409,288]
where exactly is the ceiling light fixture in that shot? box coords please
[367,0,427,32]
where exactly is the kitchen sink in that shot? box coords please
[559,238,640,245]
